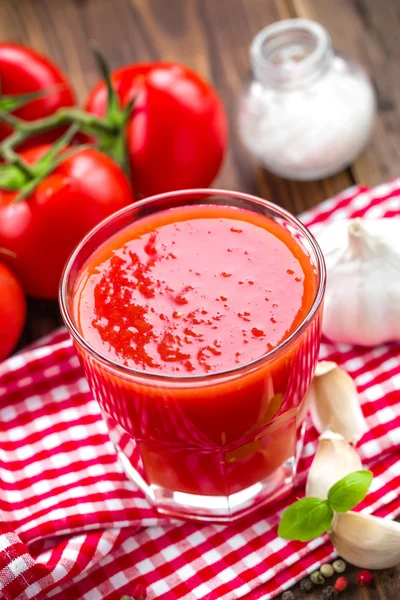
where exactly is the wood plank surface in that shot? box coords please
[0,2,398,599]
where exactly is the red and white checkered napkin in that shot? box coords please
[1,181,400,600]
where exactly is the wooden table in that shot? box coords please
[1,1,399,598]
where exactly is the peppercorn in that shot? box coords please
[334,577,348,592]
[357,570,373,586]
[332,559,346,574]
[299,577,313,593]
[323,586,338,600]
[282,591,295,600]
[310,570,325,585]
[132,583,147,600]
[320,563,334,578]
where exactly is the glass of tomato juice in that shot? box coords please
[60,189,325,522]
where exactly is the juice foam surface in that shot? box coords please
[73,204,317,375]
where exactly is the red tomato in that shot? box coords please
[85,63,228,197]
[0,261,26,360]
[0,146,134,299]
[0,43,76,147]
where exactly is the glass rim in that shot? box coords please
[59,188,326,383]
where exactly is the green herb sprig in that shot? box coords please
[278,470,373,542]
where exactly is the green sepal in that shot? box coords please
[1,123,80,202]
[89,43,121,123]
[30,122,80,177]
[0,164,30,190]
[0,86,65,113]
[88,44,135,177]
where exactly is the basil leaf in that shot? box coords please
[278,498,334,542]
[328,470,373,513]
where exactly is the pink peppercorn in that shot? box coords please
[334,577,348,592]
[132,582,147,600]
[357,570,373,586]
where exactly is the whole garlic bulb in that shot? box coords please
[314,218,400,346]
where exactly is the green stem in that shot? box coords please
[0,106,118,156]
[2,144,35,178]
[0,48,135,179]
[89,43,121,121]
[0,247,16,258]
[0,84,67,113]
[0,117,27,156]
[32,122,80,174]
[0,117,36,177]
[13,123,84,203]
[62,108,119,134]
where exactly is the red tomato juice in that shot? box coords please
[72,204,320,499]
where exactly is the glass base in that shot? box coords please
[118,449,296,522]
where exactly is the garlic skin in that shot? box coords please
[313,218,400,346]
[330,511,400,569]
[305,361,368,443]
[306,430,362,499]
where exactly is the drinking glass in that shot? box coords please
[60,189,325,522]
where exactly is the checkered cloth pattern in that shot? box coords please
[1,181,400,600]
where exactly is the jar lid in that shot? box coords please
[250,19,333,87]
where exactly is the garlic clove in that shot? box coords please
[306,429,362,499]
[306,361,368,443]
[314,361,337,376]
[330,511,400,569]
[313,217,400,346]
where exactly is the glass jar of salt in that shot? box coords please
[238,19,376,180]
